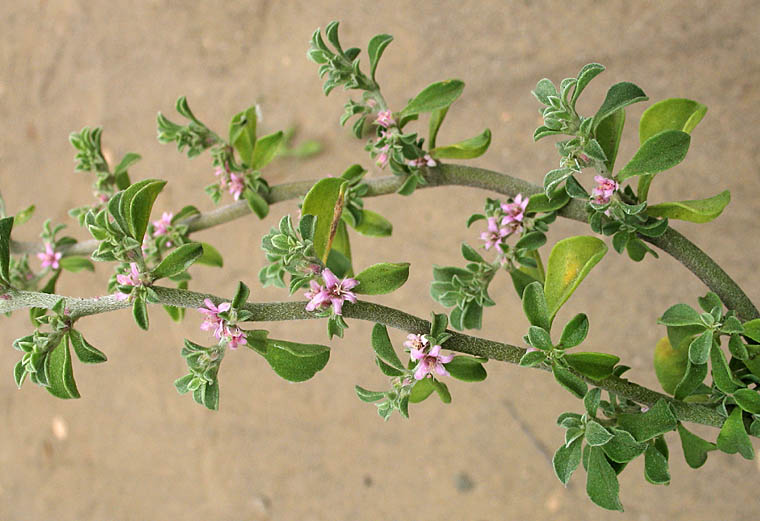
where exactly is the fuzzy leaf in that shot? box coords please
[45,336,80,399]
[617,130,690,182]
[368,33,393,82]
[645,190,730,223]
[716,406,754,460]
[59,256,95,273]
[250,131,284,170]
[353,262,409,295]
[353,209,392,237]
[302,178,347,262]
[522,281,551,331]
[151,243,203,280]
[586,446,624,511]
[68,329,107,364]
[430,128,491,159]
[564,352,619,380]
[677,423,716,469]
[616,399,677,442]
[371,323,405,371]
[553,437,582,486]
[594,108,626,173]
[653,336,688,395]
[445,356,487,382]
[263,339,330,382]
[553,364,588,399]
[592,81,648,131]
[0,216,14,283]
[733,388,760,414]
[559,313,589,349]
[401,79,465,116]
[196,242,224,268]
[229,106,258,166]
[639,98,707,144]
[644,444,671,485]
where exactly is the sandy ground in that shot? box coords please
[1,1,760,519]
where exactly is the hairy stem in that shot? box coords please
[0,286,728,430]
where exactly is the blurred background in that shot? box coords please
[1,1,759,519]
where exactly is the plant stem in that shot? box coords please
[0,286,727,430]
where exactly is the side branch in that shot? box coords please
[0,286,726,430]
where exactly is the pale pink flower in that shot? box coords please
[407,154,437,168]
[500,194,529,227]
[198,298,231,339]
[37,243,62,270]
[304,268,358,315]
[152,212,173,237]
[480,217,511,250]
[225,326,247,349]
[214,167,226,185]
[403,334,429,351]
[375,145,390,169]
[228,173,245,201]
[591,176,618,205]
[410,344,454,380]
[375,110,395,129]
[114,262,141,300]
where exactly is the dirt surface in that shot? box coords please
[2,1,760,519]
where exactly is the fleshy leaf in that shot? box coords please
[68,330,107,364]
[229,106,258,166]
[59,256,95,273]
[594,108,625,173]
[263,339,330,382]
[353,209,392,237]
[733,388,760,414]
[367,33,393,82]
[0,216,14,284]
[445,356,487,382]
[552,364,588,399]
[644,444,671,485]
[564,352,619,380]
[716,406,754,460]
[592,81,648,131]
[371,324,405,371]
[553,437,582,486]
[522,281,551,332]
[639,98,707,144]
[653,336,688,395]
[196,242,224,268]
[430,128,491,159]
[645,190,730,223]
[616,399,677,442]
[302,178,347,263]
[400,79,465,116]
[617,130,690,182]
[409,377,435,403]
[353,262,409,295]
[127,180,167,243]
[586,446,624,511]
[544,236,607,321]
[45,336,80,399]
[151,243,203,280]
[354,385,386,403]
[428,107,449,149]
[677,423,716,469]
[250,131,284,170]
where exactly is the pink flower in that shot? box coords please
[304,268,358,315]
[198,298,231,339]
[410,344,454,380]
[37,243,62,270]
[591,176,619,205]
[228,173,245,201]
[225,326,247,349]
[480,217,510,250]
[407,154,437,168]
[215,167,226,185]
[375,110,395,129]
[500,194,529,227]
[114,262,141,300]
[403,334,429,351]
[375,145,390,169]
[152,212,173,237]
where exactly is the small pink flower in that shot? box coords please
[591,176,619,205]
[152,212,173,237]
[403,334,429,351]
[375,110,395,129]
[304,268,358,315]
[375,145,390,169]
[480,217,511,250]
[215,167,227,186]
[37,243,62,270]
[199,298,232,339]
[407,154,437,168]
[225,326,247,349]
[500,194,529,227]
[116,262,141,287]
[410,344,454,380]
[228,173,245,201]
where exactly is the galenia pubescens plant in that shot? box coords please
[0,21,757,511]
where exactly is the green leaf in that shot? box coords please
[45,336,80,399]
[229,106,258,166]
[519,350,547,367]
[353,209,392,237]
[592,81,648,131]
[571,63,605,105]
[716,406,754,459]
[677,423,716,469]
[617,399,677,442]
[594,108,626,173]
[687,330,712,365]
[585,420,613,446]
[400,79,465,116]
[711,343,741,394]
[645,190,730,223]
[353,262,409,295]
[354,385,386,403]
[196,242,224,268]
[151,243,203,280]
[301,178,347,262]
[544,236,607,321]
[553,437,582,486]
[428,107,449,149]
[527,326,553,350]
[639,98,707,144]
[586,446,624,511]
[409,377,435,403]
[617,130,691,182]
[445,356,487,382]
[367,33,393,82]
[559,313,589,349]
[244,188,270,219]
[202,380,220,410]
[13,205,35,226]
[514,231,547,251]
[432,379,452,403]
[59,256,95,273]
[126,179,167,243]
[733,388,760,414]
[430,128,491,159]
[743,318,760,343]
[673,359,708,400]
[132,296,149,331]
[263,339,330,382]
[552,364,588,399]
[602,429,647,463]
[658,303,703,327]
[0,216,13,284]
[232,281,250,310]
[532,78,557,105]
[68,330,107,364]
[250,131,284,170]
[564,352,619,380]
[653,336,689,395]
[526,190,570,214]
[522,281,551,332]
[371,324,405,371]
[584,388,601,417]
[14,360,26,389]
[644,444,671,485]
